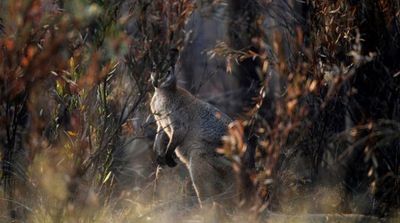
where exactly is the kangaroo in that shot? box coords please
[150,49,237,207]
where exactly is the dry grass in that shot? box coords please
[0,0,400,222]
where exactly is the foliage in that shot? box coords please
[0,0,399,222]
[0,0,193,221]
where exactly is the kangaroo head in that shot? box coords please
[151,48,179,89]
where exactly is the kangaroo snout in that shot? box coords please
[151,79,158,87]
[150,72,160,87]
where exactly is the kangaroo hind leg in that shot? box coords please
[188,149,234,207]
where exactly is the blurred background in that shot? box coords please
[0,0,399,222]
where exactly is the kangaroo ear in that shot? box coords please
[168,48,179,66]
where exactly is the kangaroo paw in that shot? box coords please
[156,155,177,167]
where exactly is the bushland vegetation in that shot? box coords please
[0,0,399,222]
